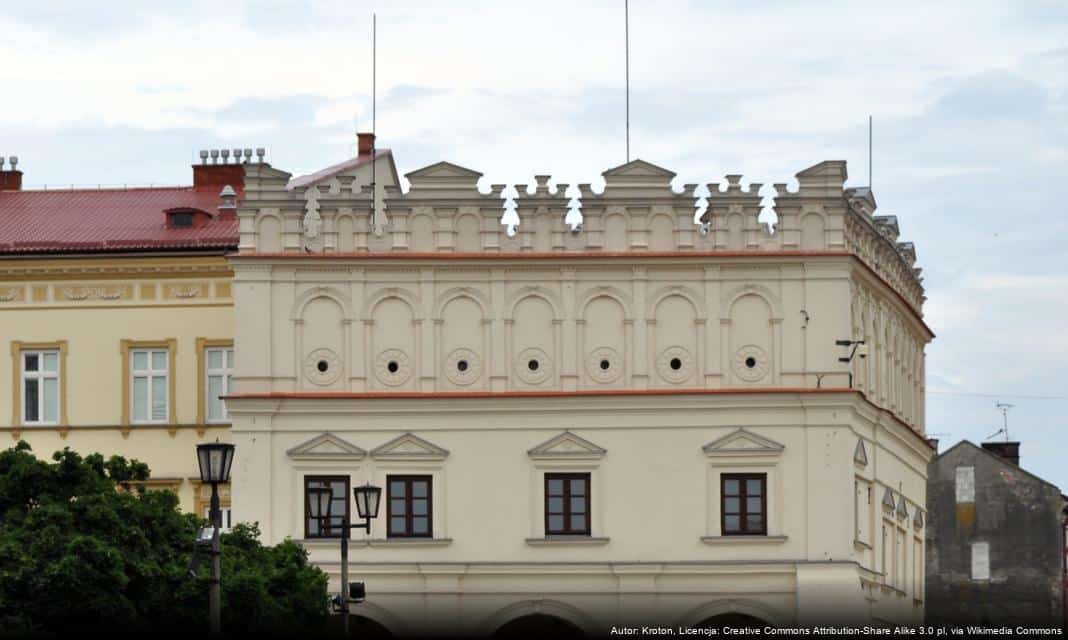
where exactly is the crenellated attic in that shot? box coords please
[236,153,924,315]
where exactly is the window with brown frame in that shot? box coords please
[545,473,591,536]
[721,473,767,535]
[304,476,349,539]
[387,475,432,538]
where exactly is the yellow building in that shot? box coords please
[0,155,244,519]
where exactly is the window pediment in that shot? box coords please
[854,439,869,467]
[528,431,606,460]
[286,432,366,461]
[703,428,785,457]
[371,432,449,461]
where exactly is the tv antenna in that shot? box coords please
[370,13,381,235]
[986,402,1014,441]
[868,115,873,188]
[625,0,630,163]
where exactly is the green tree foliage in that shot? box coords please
[0,441,329,634]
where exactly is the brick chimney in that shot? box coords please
[192,148,249,195]
[0,156,22,191]
[982,441,1020,466]
[357,132,376,157]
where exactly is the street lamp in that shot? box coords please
[195,441,235,635]
[835,339,868,389]
[310,482,381,637]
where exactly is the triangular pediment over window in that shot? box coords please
[854,439,869,467]
[896,494,910,520]
[370,433,449,461]
[882,487,896,512]
[404,161,484,192]
[286,432,367,461]
[703,428,785,457]
[528,431,607,460]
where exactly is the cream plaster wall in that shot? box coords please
[227,154,932,631]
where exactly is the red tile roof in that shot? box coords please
[0,186,238,255]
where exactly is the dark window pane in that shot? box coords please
[24,380,39,422]
[548,497,563,513]
[548,515,564,532]
[413,518,428,534]
[570,515,586,531]
[24,354,39,371]
[724,497,740,513]
[413,482,428,498]
[570,497,586,513]
[747,497,762,514]
[390,499,406,515]
[390,517,406,533]
[747,515,764,531]
[547,479,563,495]
[570,479,586,495]
[724,479,740,495]
[308,519,319,536]
[412,500,427,516]
[390,481,406,497]
[724,515,741,532]
[747,479,763,495]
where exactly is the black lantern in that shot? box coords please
[196,441,236,484]
[353,483,382,520]
[307,486,333,535]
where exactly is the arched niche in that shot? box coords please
[581,294,627,386]
[648,213,676,251]
[727,293,774,385]
[653,293,699,386]
[727,213,744,249]
[439,294,486,388]
[336,214,356,252]
[298,295,346,390]
[604,213,628,251]
[800,211,826,250]
[256,213,282,253]
[455,213,481,252]
[369,295,417,390]
[410,213,434,251]
[510,294,557,387]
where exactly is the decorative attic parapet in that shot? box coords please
[236,154,925,313]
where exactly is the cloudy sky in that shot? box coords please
[3,1,1066,488]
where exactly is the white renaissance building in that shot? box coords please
[226,134,934,636]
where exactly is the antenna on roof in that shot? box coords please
[992,402,1014,441]
[625,0,630,163]
[370,12,381,236]
[868,115,873,189]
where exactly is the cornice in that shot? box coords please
[0,256,232,281]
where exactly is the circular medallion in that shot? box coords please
[586,346,623,383]
[515,347,552,385]
[304,348,342,386]
[656,346,693,384]
[733,344,769,382]
[444,348,481,386]
[375,349,412,386]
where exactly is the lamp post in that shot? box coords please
[835,339,868,389]
[195,441,236,635]
[309,482,381,637]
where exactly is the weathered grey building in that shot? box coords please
[926,440,1065,625]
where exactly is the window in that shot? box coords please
[387,475,432,538]
[205,347,233,422]
[21,350,60,424]
[721,473,766,535]
[304,476,349,539]
[203,506,233,533]
[171,212,194,228]
[131,349,169,423]
[545,473,590,536]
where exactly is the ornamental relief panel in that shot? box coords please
[0,286,24,302]
[56,283,133,301]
